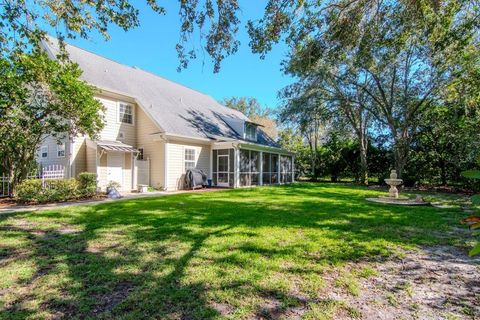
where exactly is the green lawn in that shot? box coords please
[0,183,470,319]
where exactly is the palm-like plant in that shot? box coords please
[461,170,480,256]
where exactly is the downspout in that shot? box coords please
[69,138,74,178]
[164,137,168,191]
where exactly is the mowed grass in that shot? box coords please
[0,183,470,319]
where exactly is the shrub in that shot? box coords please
[44,178,79,202]
[16,179,43,203]
[77,172,97,197]
[16,178,79,203]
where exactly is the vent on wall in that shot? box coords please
[118,132,125,140]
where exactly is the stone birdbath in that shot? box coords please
[366,170,430,206]
[384,170,402,199]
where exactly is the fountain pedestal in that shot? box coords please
[365,170,430,206]
[384,170,402,199]
[389,185,399,198]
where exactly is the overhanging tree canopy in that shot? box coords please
[0,50,103,187]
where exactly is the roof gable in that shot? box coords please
[42,37,279,148]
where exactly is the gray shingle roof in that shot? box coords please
[42,37,279,148]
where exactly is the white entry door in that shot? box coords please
[217,153,229,187]
[107,152,124,189]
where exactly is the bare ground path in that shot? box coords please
[318,246,480,320]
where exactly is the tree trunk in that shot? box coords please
[440,159,447,186]
[393,143,408,179]
[311,155,318,181]
[359,141,369,185]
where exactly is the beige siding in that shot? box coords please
[166,141,211,191]
[37,135,71,175]
[71,136,87,176]
[85,140,97,174]
[96,94,136,146]
[136,107,165,189]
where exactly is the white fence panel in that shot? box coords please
[41,165,66,180]
[0,165,66,197]
[41,165,66,189]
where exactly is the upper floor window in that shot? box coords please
[40,146,48,159]
[184,148,196,172]
[119,103,133,124]
[245,122,257,141]
[57,143,66,158]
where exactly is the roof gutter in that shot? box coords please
[236,142,295,155]
[151,132,213,144]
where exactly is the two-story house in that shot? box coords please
[37,37,294,192]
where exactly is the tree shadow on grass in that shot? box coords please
[0,183,469,319]
[1,213,231,319]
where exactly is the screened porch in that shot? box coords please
[212,146,294,188]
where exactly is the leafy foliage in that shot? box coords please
[276,0,479,185]
[0,0,242,72]
[16,178,79,203]
[278,128,310,177]
[2,0,477,73]
[15,179,43,203]
[16,174,98,203]
[407,105,480,186]
[0,51,103,188]
[77,172,98,198]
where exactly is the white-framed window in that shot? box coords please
[245,122,257,141]
[184,148,196,172]
[57,143,66,158]
[40,146,48,159]
[118,103,133,124]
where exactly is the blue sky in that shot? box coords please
[66,1,292,109]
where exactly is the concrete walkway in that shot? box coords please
[0,191,171,214]
[0,187,228,215]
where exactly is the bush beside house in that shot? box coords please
[77,172,98,198]
[16,173,98,203]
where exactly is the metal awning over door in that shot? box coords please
[97,140,138,153]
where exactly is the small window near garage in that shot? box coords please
[184,148,196,172]
[57,143,66,158]
[245,122,257,141]
[137,148,144,160]
[40,146,48,159]
[119,103,133,124]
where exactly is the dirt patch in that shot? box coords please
[0,198,16,209]
[1,221,81,237]
[325,246,480,319]
[245,245,479,319]
[211,301,235,316]
[91,281,135,315]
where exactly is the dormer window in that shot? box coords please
[244,122,257,141]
